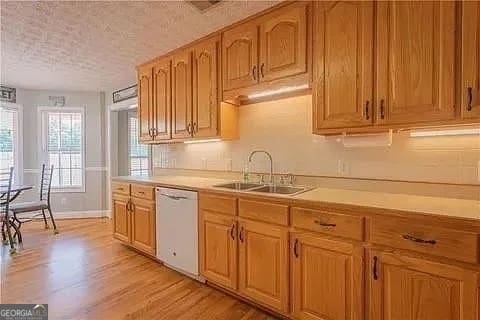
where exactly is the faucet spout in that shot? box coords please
[248,150,274,184]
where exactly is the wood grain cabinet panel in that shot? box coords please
[130,198,156,255]
[172,50,193,139]
[193,36,220,138]
[199,210,238,290]
[369,250,479,320]
[258,1,308,82]
[199,193,237,216]
[137,65,154,142]
[313,1,374,130]
[152,57,172,140]
[291,233,364,320]
[222,22,259,91]
[461,1,480,119]
[238,219,289,313]
[375,1,456,125]
[112,193,130,243]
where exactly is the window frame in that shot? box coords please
[0,103,23,184]
[127,111,151,176]
[38,106,86,193]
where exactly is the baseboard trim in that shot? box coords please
[54,210,110,219]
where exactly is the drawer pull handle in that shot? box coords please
[138,191,145,194]
[239,226,244,243]
[373,256,378,280]
[230,223,235,240]
[380,99,385,119]
[467,87,473,111]
[293,239,299,258]
[402,234,436,245]
[314,220,336,227]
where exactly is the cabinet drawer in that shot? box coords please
[292,207,364,241]
[369,217,479,264]
[131,184,155,200]
[238,199,289,226]
[112,181,130,195]
[199,193,237,216]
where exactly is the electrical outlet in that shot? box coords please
[61,197,67,205]
[337,160,349,175]
[201,158,207,170]
[226,159,232,171]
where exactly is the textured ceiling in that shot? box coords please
[1,0,279,92]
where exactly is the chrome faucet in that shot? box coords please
[248,150,274,184]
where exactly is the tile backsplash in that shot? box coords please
[153,95,480,185]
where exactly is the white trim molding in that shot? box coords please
[54,210,109,219]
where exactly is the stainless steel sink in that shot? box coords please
[250,185,309,195]
[213,182,263,191]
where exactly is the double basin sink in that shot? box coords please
[212,182,310,196]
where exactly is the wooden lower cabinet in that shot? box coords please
[291,232,364,320]
[112,193,130,243]
[238,219,289,313]
[368,250,479,320]
[130,197,156,255]
[199,210,238,290]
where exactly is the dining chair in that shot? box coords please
[10,164,58,234]
[0,167,19,254]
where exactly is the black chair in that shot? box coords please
[0,167,19,254]
[10,164,58,234]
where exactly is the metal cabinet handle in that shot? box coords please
[365,100,370,120]
[314,220,336,227]
[373,256,378,280]
[380,99,385,119]
[148,128,154,138]
[293,239,299,258]
[402,234,436,245]
[239,226,244,243]
[193,122,198,134]
[230,223,235,240]
[187,123,192,135]
[252,66,257,80]
[152,128,158,138]
[260,63,265,78]
[467,87,473,111]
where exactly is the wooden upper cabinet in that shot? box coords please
[238,219,289,313]
[130,198,156,255]
[291,233,364,320]
[199,211,237,291]
[137,65,154,142]
[152,57,171,140]
[259,1,308,82]
[313,1,374,130]
[461,1,480,119]
[193,36,220,138]
[375,1,456,125]
[112,193,130,243]
[172,50,193,139]
[369,250,479,320]
[222,22,259,91]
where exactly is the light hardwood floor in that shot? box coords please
[0,218,275,320]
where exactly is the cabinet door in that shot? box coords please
[259,2,308,82]
[238,219,289,313]
[369,250,479,320]
[172,50,192,139]
[313,1,374,130]
[461,1,480,119]
[376,1,456,125]
[222,22,259,91]
[137,65,154,142]
[112,194,130,243]
[130,198,156,255]
[152,57,171,140]
[291,233,364,320]
[199,210,237,290]
[193,36,219,138]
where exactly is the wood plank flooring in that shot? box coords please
[0,218,275,320]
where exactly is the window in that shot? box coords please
[40,108,84,192]
[0,104,22,183]
[128,112,150,176]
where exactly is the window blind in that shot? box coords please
[0,107,18,181]
[128,114,149,176]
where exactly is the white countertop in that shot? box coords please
[113,175,480,221]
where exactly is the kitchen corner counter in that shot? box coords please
[112,175,480,222]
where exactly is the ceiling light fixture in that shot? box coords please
[184,138,222,144]
[409,127,480,137]
[247,84,309,100]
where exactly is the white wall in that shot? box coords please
[153,95,480,185]
[15,88,107,215]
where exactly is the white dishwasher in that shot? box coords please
[156,187,203,282]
